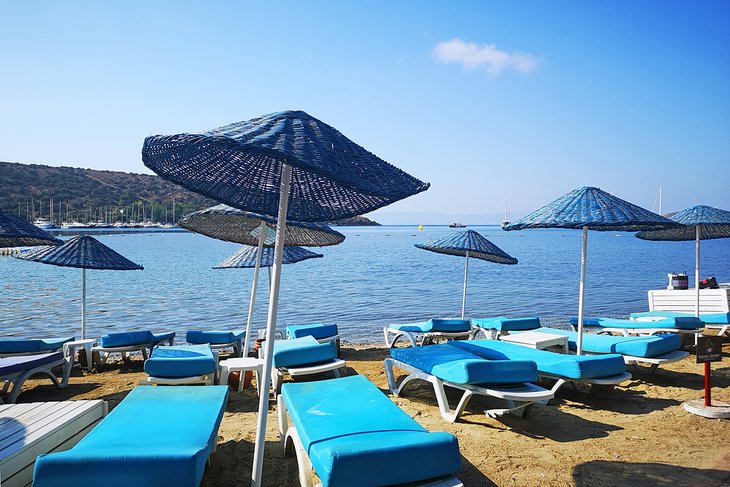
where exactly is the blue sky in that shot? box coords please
[1,1,728,224]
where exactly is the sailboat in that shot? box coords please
[501,196,509,228]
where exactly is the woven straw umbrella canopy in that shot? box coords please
[416,229,517,318]
[142,110,429,486]
[181,203,343,356]
[14,236,143,338]
[637,205,730,317]
[214,245,323,269]
[504,186,680,354]
[0,208,62,248]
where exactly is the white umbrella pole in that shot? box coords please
[461,251,469,319]
[695,225,701,318]
[251,163,291,487]
[244,222,266,356]
[576,226,588,355]
[81,268,87,339]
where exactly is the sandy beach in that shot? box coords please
[19,339,730,487]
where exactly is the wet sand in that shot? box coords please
[19,339,730,486]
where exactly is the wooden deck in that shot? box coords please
[0,400,107,487]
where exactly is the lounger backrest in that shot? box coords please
[285,323,338,340]
[473,317,541,332]
[186,330,243,345]
[0,337,75,354]
[428,318,471,332]
[99,330,154,348]
[273,336,337,368]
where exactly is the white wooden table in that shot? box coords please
[0,400,106,486]
[499,331,569,354]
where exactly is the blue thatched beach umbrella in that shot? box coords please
[142,110,429,486]
[504,186,679,354]
[637,205,730,317]
[214,245,323,269]
[0,208,62,248]
[181,203,344,356]
[14,236,143,338]
[416,229,517,318]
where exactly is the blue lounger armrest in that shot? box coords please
[452,339,626,380]
[472,317,541,332]
[285,323,338,340]
[33,386,229,487]
[144,344,217,379]
[0,336,75,355]
[281,375,461,487]
[99,330,154,348]
[390,343,538,385]
[273,336,337,368]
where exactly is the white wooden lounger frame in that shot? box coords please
[383,327,475,348]
[384,358,554,422]
[0,355,72,404]
[276,394,463,487]
[272,359,346,394]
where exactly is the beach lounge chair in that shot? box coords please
[278,375,463,487]
[285,323,339,343]
[270,336,346,394]
[385,343,554,421]
[526,328,689,373]
[0,399,107,486]
[92,330,176,366]
[384,318,474,348]
[451,340,631,395]
[33,385,229,487]
[0,336,75,358]
[186,330,245,358]
[471,316,542,338]
[145,344,218,385]
[0,352,72,404]
[630,310,730,337]
[570,316,705,337]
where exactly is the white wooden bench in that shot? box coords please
[0,400,107,487]
[648,287,730,315]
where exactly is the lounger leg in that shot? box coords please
[384,358,398,393]
[429,376,473,423]
[277,394,288,448]
[141,348,148,360]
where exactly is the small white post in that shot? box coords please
[576,226,588,355]
[244,222,266,356]
[251,164,292,487]
[695,225,701,318]
[461,251,469,319]
[81,268,87,339]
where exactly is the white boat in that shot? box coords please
[33,218,56,229]
[61,221,88,229]
[448,223,466,228]
[501,196,510,228]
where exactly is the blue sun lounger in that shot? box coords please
[278,375,463,487]
[570,316,704,336]
[384,318,474,348]
[631,310,730,336]
[33,385,229,487]
[92,330,176,366]
[271,336,345,393]
[385,343,554,421]
[0,352,72,403]
[0,336,75,358]
[285,323,339,343]
[451,340,631,394]
[186,330,245,357]
[145,344,218,385]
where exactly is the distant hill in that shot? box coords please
[0,161,379,225]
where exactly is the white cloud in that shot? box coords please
[433,38,539,76]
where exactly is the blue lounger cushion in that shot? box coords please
[390,343,537,385]
[282,375,460,487]
[144,344,217,378]
[472,316,541,332]
[573,316,704,330]
[285,323,338,340]
[152,331,176,345]
[273,336,337,368]
[33,386,229,487]
[630,310,730,324]
[389,318,471,333]
[525,328,681,358]
[452,340,626,380]
[186,330,244,345]
[100,330,154,348]
[0,336,75,354]
[0,352,65,376]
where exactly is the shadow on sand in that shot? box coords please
[573,460,730,487]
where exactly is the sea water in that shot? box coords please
[1,226,728,343]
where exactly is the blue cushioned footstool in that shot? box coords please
[33,385,229,487]
[279,375,461,487]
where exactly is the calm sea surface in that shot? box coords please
[2,225,729,343]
